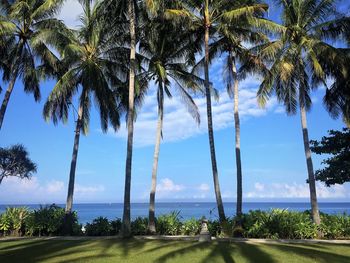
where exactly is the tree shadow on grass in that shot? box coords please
[0,240,91,263]
[0,238,148,263]
[266,243,350,263]
[154,241,276,263]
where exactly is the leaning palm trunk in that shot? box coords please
[122,0,136,238]
[300,104,321,225]
[65,101,84,214]
[148,86,164,234]
[0,73,17,130]
[204,10,226,223]
[231,59,242,219]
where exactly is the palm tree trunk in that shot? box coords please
[204,4,226,223]
[148,84,164,234]
[0,73,18,130]
[122,0,136,238]
[300,104,321,225]
[231,59,242,218]
[65,100,84,214]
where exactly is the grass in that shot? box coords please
[0,238,350,263]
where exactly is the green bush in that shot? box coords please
[241,209,318,239]
[156,211,182,235]
[181,218,200,235]
[207,219,221,236]
[25,204,81,236]
[131,217,148,235]
[110,218,122,235]
[85,217,111,236]
[0,207,29,236]
[320,213,350,239]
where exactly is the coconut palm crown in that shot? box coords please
[0,0,67,130]
[257,0,350,226]
[43,0,131,216]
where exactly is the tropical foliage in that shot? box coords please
[311,128,350,186]
[256,0,349,226]
[2,208,350,240]
[0,0,66,129]
[0,144,37,184]
[0,0,349,238]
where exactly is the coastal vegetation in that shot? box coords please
[1,206,350,240]
[0,0,349,238]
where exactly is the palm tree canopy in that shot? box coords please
[139,9,204,123]
[0,0,67,99]
[257,0,350,114]
[43,0,135,135]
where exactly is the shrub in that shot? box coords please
[110,218,122,235]
[25,204,81,236]
[0,207,29,236]
[181,218,200,235]
[320,213,350,239]
[131,217,148,235]
[241,209,318,239]
[157,211,182,235]
[207,219,221,237]
[85,217,111,236]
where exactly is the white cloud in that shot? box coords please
[254,182,265,191]
[246,182,348,199]
[75,184,105,194]
[108,81,279,147]
[197,183,210,192]
[0,176,105,203]
[57,1,83,28]
[157,178,185,193]
[46,180,64,193]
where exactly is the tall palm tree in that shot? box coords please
[44,0,128,218]
[140,14,203,233]
[257,0,349,226]
[202,0,274,220]
[0,0,65,130]
[100,0,161,237]
[166,0,269,224]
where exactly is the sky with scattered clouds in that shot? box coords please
[0,0,349,205]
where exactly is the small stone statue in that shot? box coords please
[198,217,211,242]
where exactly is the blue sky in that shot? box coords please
[0,0,349,204]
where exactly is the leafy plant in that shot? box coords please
[110,218,122,236]
[25,204,80,236]
[85,217,112,236]
[156,211,182,235]
[131,217,148,235]
[0,207,29,236]
[181,218,200,236]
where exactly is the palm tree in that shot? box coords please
[44,0,127,219]
[0,0,65,130]
[202,0,274,220]
[140,14,203,233]
[166,0,269,224]
[257,0,349,226]
[323,52,350,127]
[100,0,161,237]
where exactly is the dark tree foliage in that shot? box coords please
[0,144,37,184]
[310,128,350,186]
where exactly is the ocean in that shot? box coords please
[1,202,349,224]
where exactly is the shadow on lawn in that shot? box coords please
[154,241,276,263]
[0,238,148,263]
[1,239,350,263]
[266,243,350,263]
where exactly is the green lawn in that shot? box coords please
[0,238,350,263]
